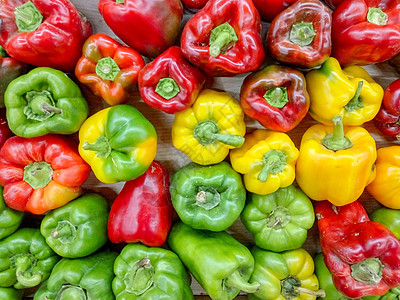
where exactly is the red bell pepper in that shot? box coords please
[98,0,183,58]
[240,64,310,132]
[267,0,332,69]
[331,0,400,66]
[180,0,265,77]
[0,0,92,72]
[315,200,400,298]
[108,160,173,247]
[374,79,400,139]
[0,135,91,215]
[0,109,13,149]
[181,0,209,9]
[138,46,206,114]
[75,33,145,106]
[252,0,298,22]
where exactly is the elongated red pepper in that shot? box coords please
[108,161,173,247]
[267,0,332,69]
[331,0,400,66]
[75,33,145,106]
[0,0,92,72]
[138,46,205,114]
[252,0,298,21]
[180,0,265,77]
[240,64,310,132]
[315,200,400,298]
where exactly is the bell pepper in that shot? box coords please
[0,135,91,215]
[331,0,400,66]
[0,109,13,149]
[170,162,246,232]
[315,200,400,298]
[249,247,324,300]
[374,79,400,139]
[241,184,315,253]
[0,186,24,240]
[108,160,173,246]
[240,64,310,132]
[181,0,209,9]
[168,221,260,300]
[78,104,157,184]
[252,0,298,21]
[0,0,92,72]
[0,228,60,289]
[0,287,24,300]
[40,193,109,258]
[138,46,206,114]
[371,207,400,240]
[230,129,299,195]
[75,33,145,106]
[266,0,332,69]
[33,251,117,300]
[4,67,89,138]
[180,0,265,77]
[172,89,246,165]
[112,243,194,299]
[296,116,376,206]
[306,57,384,126]
[366,146,400,209]
[98,0,183,58]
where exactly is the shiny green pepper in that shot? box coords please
[370,207,400,240]
[0,186,24,240]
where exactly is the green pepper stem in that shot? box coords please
[321,116,353,151]
[95,57,120,81]
[124,257,154,295]
[367,7,388,25]
[17,272,42,287]
[42,102,62,114]
[193,120,244,148]
[209,22,238,57]
[51,220,76,244]
[351,258,383,285]
[345,80,364,112]
[264,87,289,109]
[289,21,316,46]
[225,270,260,293]
[267,206,291,229]
[15,256,42,287]
[82,135,112,159]
[297,287,326,297]
[57,285,87,300]
[258,149,287,182]
[155,78,180,99]
[195,187,221,210]
[14,1,43,32]
[23,161,53,189]
[116,0,125,4]
[210,133,245,148]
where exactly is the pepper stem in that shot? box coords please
[264,87,289,109]
[124,257,154,296]
[351,258,384,285]
[14,256,42,287]
[23,161,53,189]
[24,91,62,121]
[345,80,364,112]
[56,285,87,300]
[155,78,180,99]
[367,7,388,25]
[193,120,244,148]
[0,46,6,58]
[209,22,238,57]
[224,270,260,293]
[51,220,77,244]
[195,187,221,210]
[14,1,43,32]
[116,0,125,3]
[289,21,316,46]
[267,206,291,229]
[281,276,325,299]
[96,57,120,81]
[258,149,287,182]
[321,116,353,151]
[82,135,112,159]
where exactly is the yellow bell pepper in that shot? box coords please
[367,146,400,209]
[171,89,246,165]
[230,129,299,195]
[306,57,384,125]
[296,116,377,206]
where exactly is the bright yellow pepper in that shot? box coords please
[306,57,384,125]
[230,129,299,195]
[172,89,246,165]
[367,146,400,209]
[296,116,377,206]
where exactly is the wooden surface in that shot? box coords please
[27,0,400,298]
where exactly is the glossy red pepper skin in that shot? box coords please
[252,0,298,21]
[0,0,92,72]
[138,46,205,114]
[180,0,265,77]
[0,109,13,149]
[267,0,332,69]
[374,79,400,139]
[332,0,400,66]
[108,161,173,247]
[240,65,310,132]
[181,0,209,9]
[98,0,183,58]
[75,33,145,106]
[315,200,400,298]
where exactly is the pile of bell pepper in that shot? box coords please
[0,0,400,299]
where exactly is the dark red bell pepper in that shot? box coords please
[315,200,400,298]
[98,0,183,58]
[374,79,400,139]
[108,160,173,247]
[0,109,13,149]
[181,0,209,9]
[0,0,92,72]
[267,0,332,69]
[331,0,400,66]
[180,0,265,77]
[138,46,206,114]
[252,0,298,22]
[240,64,310,132]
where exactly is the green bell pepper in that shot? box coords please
[4,67,89,138]
[0,186,24,240]
[113,243,193,299]
[0,228,60,289]
[241,184,315,252]
[33,251,117,300]
[370,207,400,240]
[40,193,109,258]
[168,221,260,300]
[0,286,24,299]
[170,162,246,231]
